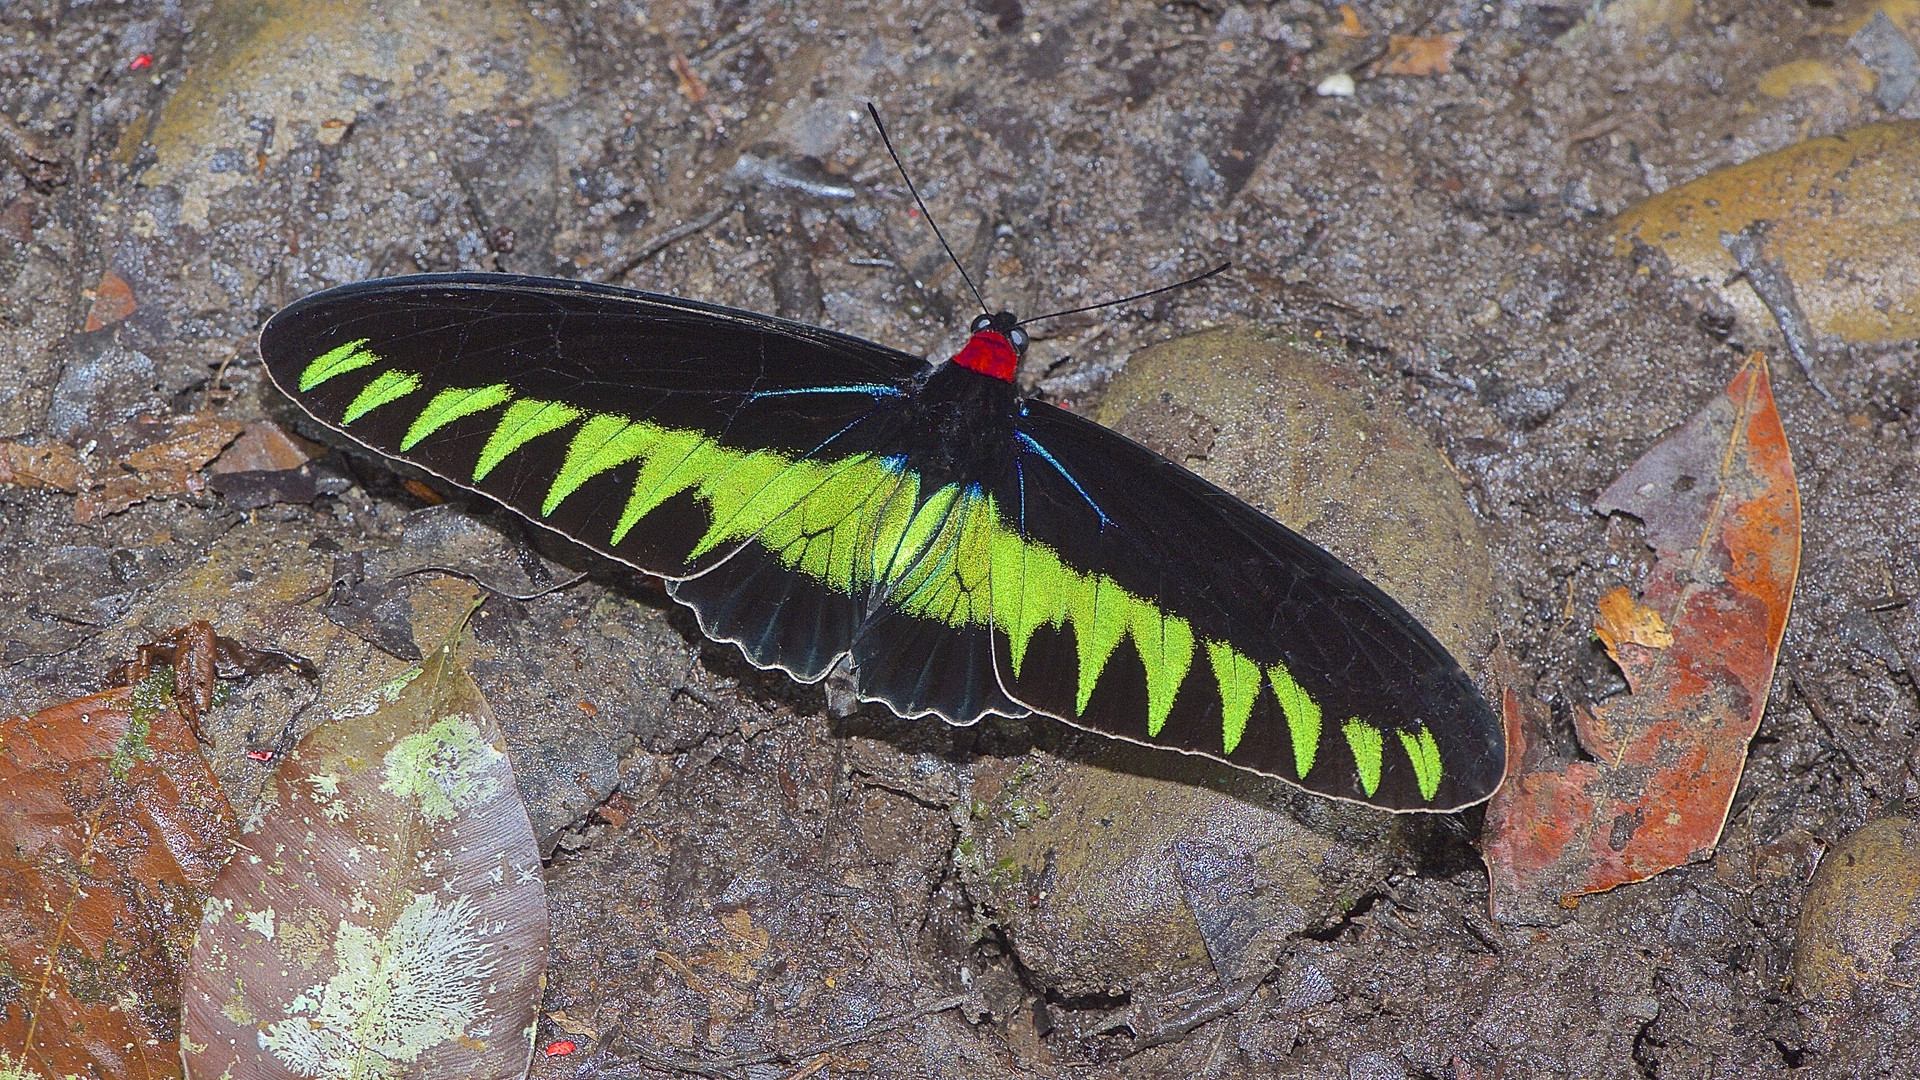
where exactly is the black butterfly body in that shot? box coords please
[260,273,1502,811]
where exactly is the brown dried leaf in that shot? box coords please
[1377,32,1465,76]
[72,413,243,523]
[0,625,238,1080]
[83,270,137,332]
[209,420,319,475]
[184,635,548,1080]
[1484,355,1801,923]
[0,440,82,491]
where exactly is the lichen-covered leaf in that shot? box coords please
[183,635,547,1080]
[0,629,239,1080]
[1483,354,1801,922]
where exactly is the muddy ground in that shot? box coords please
[4,0,1920,1077]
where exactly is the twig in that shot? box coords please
[583,993,972,1079]
[602,202,739,283]
[390,564,589,601]
[1721,221,1837,407]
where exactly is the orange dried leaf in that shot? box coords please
[1593,584,1675,663]
[1485,355,1801,922]
[1334,4,1367,37]
[1378,32,1466,77]
[83,269,136,332]
[0,627,238,1080]
[183,637,547,1080]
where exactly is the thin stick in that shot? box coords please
[865,103,989,316]
[585,992,971,1078]
[608,202,739,282]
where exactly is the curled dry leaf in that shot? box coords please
[0,625,239,1080]
[1483,354,1801,923]
[184,636,548,1080]
[71,412,244,523]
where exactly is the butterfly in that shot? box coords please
[259,270,1503,812]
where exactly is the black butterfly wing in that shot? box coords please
[979,400,1502,810]
[260,273,929,680]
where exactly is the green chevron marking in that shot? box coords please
[693,448,845,562]
[545,414,660,515]
[1398,725,1442,802]
[403,384,513,450]
[1343,718,1385,798]
[299,339,374,391]
[1207,641,1261,754]
[1267,660,1322,779]
[1069,575,1132,715]
[611,426,721,544]
[990,533,1067,678]
[1135,610,1195,736]
[341,370,421,424]
[474,399,582,481]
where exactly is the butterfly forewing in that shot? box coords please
[972,403,1503,811]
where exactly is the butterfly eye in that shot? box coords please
[971,313,995,333]
[1008,327,1029,354]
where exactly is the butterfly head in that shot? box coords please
[952,311,1027,382]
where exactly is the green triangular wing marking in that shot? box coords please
[1342,718,1385,798]
[1397,725,1442,802]
[892,490,994,625]
[612,427,723,544]
[298,339,374,391]
[474,399,582,481]
[341,370,422,424]
[1068,576,1133,716]
[1134,608,1195,737]
[1267,660,1322,779]
[987,533,1068,679]
[544,414,660,516]
[1206,641,1261,754]
[403,384,513,451]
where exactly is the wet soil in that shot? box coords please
[4,1,1920,1077]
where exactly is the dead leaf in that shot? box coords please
[1593,585,1675,655]
[83,270,137,332]
[209,420,318,474]
[71,412,244,523]
[1483,354,1801,923]
[1377,32,1466,76]
[0,440,82,490]
[1333,4,1367,37]
[0,627,239,1080]
[183,631,548,1080]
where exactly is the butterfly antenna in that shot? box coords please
[1017,262,1232,327]
[866,103,990,317]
